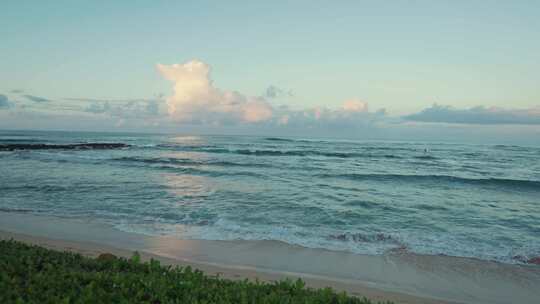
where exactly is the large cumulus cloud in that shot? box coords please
[156,60,386,129]
[157,60,273,124]
[405,104,540,125]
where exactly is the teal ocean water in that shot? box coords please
[1,130,539,263]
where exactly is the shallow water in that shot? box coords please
[1,130,539,263]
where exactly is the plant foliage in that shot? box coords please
[0,239,394,304]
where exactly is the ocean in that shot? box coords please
[1,130,539,264]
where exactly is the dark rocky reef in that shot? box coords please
[0,143,130,151]
[527,257,540,265]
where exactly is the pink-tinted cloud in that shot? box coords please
[156,60,389,128]
[342,99,368,112]
[157,60,273,124]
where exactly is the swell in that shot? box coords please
[158,145,405,159]
[0,143,130,151]
[263,137,330,144]
[0,207,35,213]
[109,157,266,178]
[0,139,43,143]
[113,156,274,168]
[264,137,296,142]
[413,155,438,160]
[317,173,540,190]
[148,165,266,178]
[219,148,404,159]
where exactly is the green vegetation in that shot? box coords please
[0,239,394,304]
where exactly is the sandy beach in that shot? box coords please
[4,2,540,303]
[1,211,539,304]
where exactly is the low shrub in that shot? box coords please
[0,239,393,304]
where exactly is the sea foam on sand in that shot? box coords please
[1,212,539,304]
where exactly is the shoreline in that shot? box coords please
[1,212,539,304]
[0,230,441,304]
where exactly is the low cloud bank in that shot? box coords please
[8,59,539,135]
[81,99,163,119]
[405,104,540,125]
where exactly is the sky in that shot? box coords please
[1,1,539,144]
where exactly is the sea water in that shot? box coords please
[1,130,539,263]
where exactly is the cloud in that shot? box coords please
[272,100,385,131]
[264,85,293,99]
[342,99,368,112]
[82,99,164,118]
[404,104,540,125]
[2,60,385,134]
[157,60,273,124]
[156,60,385,130]
[23,95,51,103]
[10,89,24,94]
[0,94,12,109]
[84,101,111,114]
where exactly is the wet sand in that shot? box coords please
[1,212,539,304]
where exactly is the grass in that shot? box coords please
[0,239,394,304]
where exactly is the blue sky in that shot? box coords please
[1,1,539,143]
